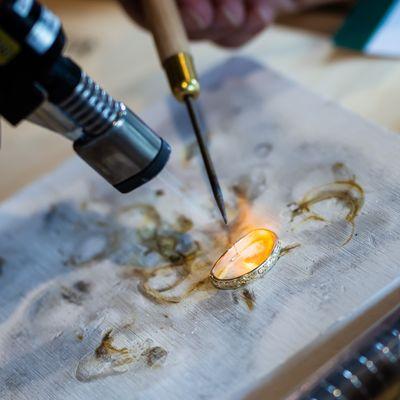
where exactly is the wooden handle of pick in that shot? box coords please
[142,0,189,62]
[141,0,200,101]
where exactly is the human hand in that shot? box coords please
[119,0,348,47]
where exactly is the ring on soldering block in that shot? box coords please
[210,228,281,290]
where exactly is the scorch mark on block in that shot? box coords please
[289,163,364,245]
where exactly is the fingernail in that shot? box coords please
[256,4,274,24]
[222,2,244,27]
[184,9,209,30]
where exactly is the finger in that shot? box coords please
[212,0,246,31]
[119,0,214,37]
[214,0,274,47]
[177,0,214,34]
[193,0,246,45]
[118,0,147,28]
[265,0,298,13]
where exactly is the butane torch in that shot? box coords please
[142,0,228,224]
[0,0,170,193]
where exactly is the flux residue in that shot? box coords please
[75,328,167,382]
[290,163,364,245]
[241,289,256,311]
[121,204,222,304]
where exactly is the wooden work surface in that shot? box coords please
[2,2,400,399]
[1,56,400,399]
[1,0,400,200]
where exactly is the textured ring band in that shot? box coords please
[210,229,281,290]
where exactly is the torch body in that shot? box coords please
[0,0,170,192]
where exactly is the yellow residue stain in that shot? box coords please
[241,289,256,311]
[290,163,364,245]
[142,346,168,367]
[280,243,301,257]
[76,333,84,341]
[76,328,165,382]
[121,204,221,304]
[95,330,133,366]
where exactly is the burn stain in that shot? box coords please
[139,226,199,265]
[155,189,165,197]
[73,280,91,293]
[290,163,364,245]
[67,231,121,267]
[254,143,273,159]
[76,328,167,382]
[303,215,326,223]
[175,215,194,233]
[43,202,123,268]
[141,346,168,367]
[122,205,221,304]
[136,270,213,304]
[61,280,91,305]
[231,292,239,304]
[76,333,84,341]
[95,329,132,361]
[137,275,185,304]
[232,289,256,310]
[76,329,135,382]
[61,288,81,305]
[280,243,301,257]
[332,162,355,181]
[241,289,256,311]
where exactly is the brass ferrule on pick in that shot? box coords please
[163,52,200,101]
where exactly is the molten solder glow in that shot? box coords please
[212,229,278,280]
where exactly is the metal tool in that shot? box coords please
[0,0,170,193]
[294,305,400,400]
[142,0,228,224]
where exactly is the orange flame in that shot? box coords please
[228,195,279,243]
[211,195,279,281]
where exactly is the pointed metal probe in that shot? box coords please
[142,0,227,223]
[184,96,228,225]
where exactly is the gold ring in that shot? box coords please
[210,229,281,290]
